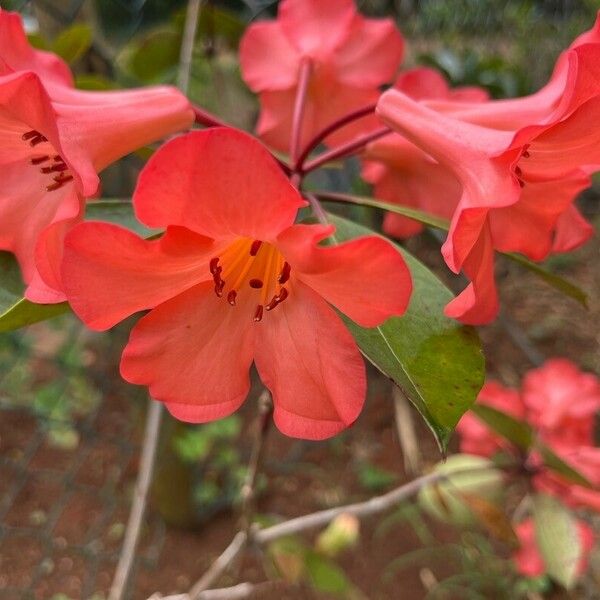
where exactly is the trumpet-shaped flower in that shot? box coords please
[377,40,600,324]
[240,0,404,154]
[61,128,412,440]
[0,9,194,302]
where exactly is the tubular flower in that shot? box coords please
[376,39,600,324]
[513,518,594,578]
[239,0,403,154]
[0,9,194,303]
[362,68,488,239]
[61,128,412,440]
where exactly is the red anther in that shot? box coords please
[41,163,68,174]
[249,278,263,289]
[215,280,225,297]
[521,144,530,158]
[518,179,525,188]
[209,257,220,275]
[515,166,522,176]
[22,130,40,141]
[30,135,48,147]
[277,287,289,303]
[278,262,291,284]
[53,155,63,162]
[30,155,50,165]
[46,175,73,191]
[249,240,263,256]
[227,290,237,306]
[253,305,264,322]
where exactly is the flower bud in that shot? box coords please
[315,513,360,557]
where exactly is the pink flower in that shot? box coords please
[0,9,194,302]
[523,359,600,445]
[61,128,412,440]
[240,0,403,153]
[513,518,594,578]
[362,68,488,239]
[457,381,524,458]
[376,36,599,323]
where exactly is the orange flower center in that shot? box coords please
[22,130,73,192]
[210,238,291,322]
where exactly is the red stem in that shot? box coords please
[301,126,391,174]
[289,59,313,165]
[294,103,377,171]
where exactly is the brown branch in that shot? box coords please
[108,400,163,600]
[393,386,422,476]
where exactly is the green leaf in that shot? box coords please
[533,494,582,589]
[305,551,351,596]
[75,74,118,91]
[328,214,485,452]
[0,253,69,333]
[319,192,588,309]
[52,24,93,64]
[538,444,594,489]
[504,252,588,308]
[471,404,533,450]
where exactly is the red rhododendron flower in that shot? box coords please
[376,20,600,324]
[61,128,412,440]
[239,0,403,154]
[513,518,594,578]
[362,68,489,239]
[0,9,194,303]
[457,381,524,458]
[522,359,600,446]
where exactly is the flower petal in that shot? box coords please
[334,17,403,88]
[276,224,411,327]
[0,9,73,86]
[134,128,305,239]
[552,205,594,253]
[255,281,365,440]
[62,222,216,330]
[278,0,356,57]
[121,282,255,420]
[240,21,301,91]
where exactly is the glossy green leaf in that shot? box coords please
[52,23,93,63]
[328,214,485,452]
[472,404,533,450]
[305,551,351,596]
[533,494,582,589]
[538,444,594,489]
[0,253,69,333]
[319,191,588,308]
[85,200,158,237]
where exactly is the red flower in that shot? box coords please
[61,128,412,440]
[377,37,600,324]
[513,518,594,578]
[240,0,403,153]
[457,381,524,458]
[0,9,194,302]
[362,68,488,239]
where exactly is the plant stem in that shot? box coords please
[178,0,203,93]
[289,58,313,165]
[294,103,377,171]
[301,126,390,174]
[108,400,163,600]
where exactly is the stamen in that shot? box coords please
[253,305,264,322]
[278,262,291,284]
[214,279,225,297]
[227,290,237,306]
[518,179,525,188]
[249,240,262,256]
[22,130,48,147]
[30,155,50,165]
[209,257,220,275]
[249,278,263,289]
[515,166,522,176]
[41,163,68,174]
[265,287,289,311]
[46,175,73,192]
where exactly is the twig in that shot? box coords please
[178,0,204,93]
[188,531,249,598]
[301,127,391,174]
[197,582,256,600]
[289,59,313,165]
[393,386,422,476]
[108,400,163,600]
[497,312,545,367]
[241,391,273,533]
[303,192,331,227]
[294,103,377,171]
